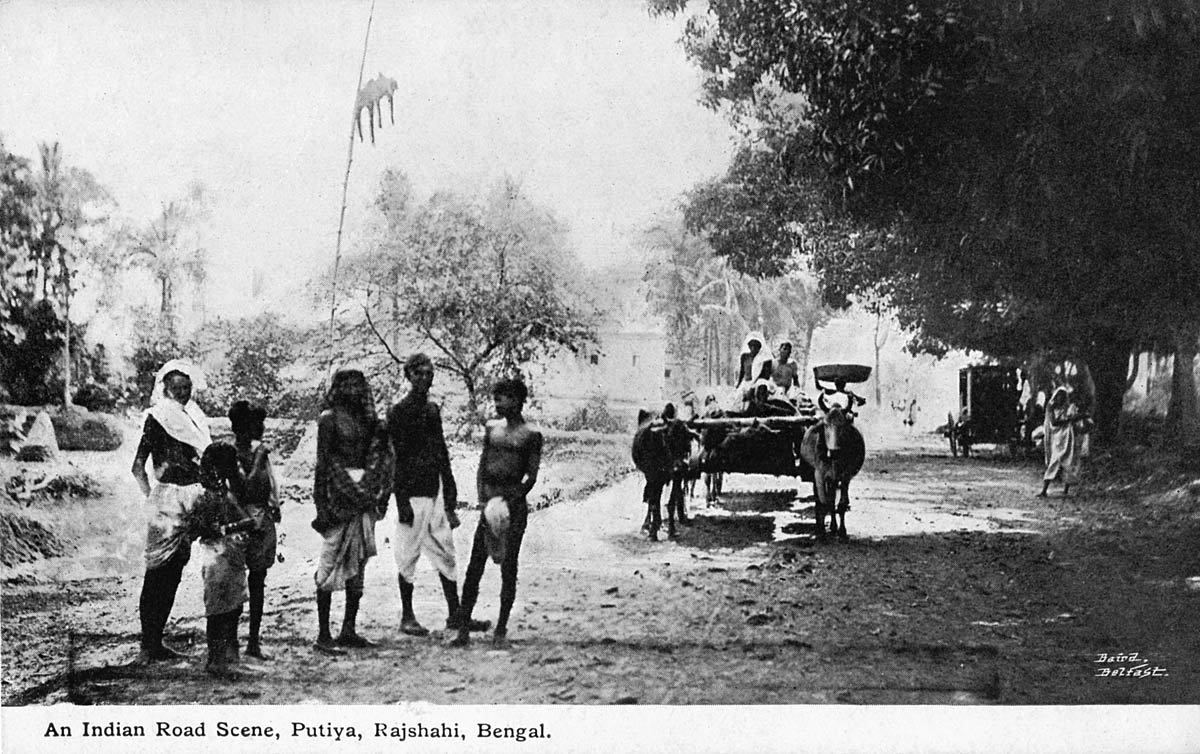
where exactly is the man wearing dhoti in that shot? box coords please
[131,359,211,662]
[311,368,391,654]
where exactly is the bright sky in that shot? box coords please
[0,0,734,317]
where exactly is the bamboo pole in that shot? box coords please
[328,0,378,363]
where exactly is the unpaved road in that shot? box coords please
[4,437,1200,705]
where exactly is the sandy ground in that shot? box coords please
[3,428,1200,705]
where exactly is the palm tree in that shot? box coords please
[125,184,210,323]
[30,142,109,406]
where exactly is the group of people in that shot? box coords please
[132,354,543,678]
[735,331,805,411]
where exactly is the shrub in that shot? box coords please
[559,395,626,434]
[50,409,124,451]
[72,383,119,412]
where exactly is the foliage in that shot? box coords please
[2,138,114,407]
[185,313,317,419]
[0,299,107,406]
[123,307,183,409]
[336,171,599,422]
[651,0,1200,441]
[642,219,831,385]
[50,409,123,451]
[558,394,628,434]
[121,183,211,318]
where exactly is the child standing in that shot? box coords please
[228,401,280,660]
[192,442,256,677]
[451,378,543,648]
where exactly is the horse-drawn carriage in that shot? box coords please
[943,365,1038,458]
[633,362,868,537]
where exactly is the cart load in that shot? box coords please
[691,363,871,484]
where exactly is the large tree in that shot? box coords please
[337,171,598,422]
[652,0,1200,444]
[1,139,111,405]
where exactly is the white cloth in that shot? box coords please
[1043,387,1081,484]
[314,511,377,591]
[146,400,212,456]
[393,495,457,581]
[144,482,203,569]
[147,358,211,454]
[483,496,511,564]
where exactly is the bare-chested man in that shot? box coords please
[450,378,543,648]
[311,369,391,654]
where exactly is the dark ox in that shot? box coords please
[799,405,865,540]
[631,409,694,541]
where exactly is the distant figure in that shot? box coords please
[228,400,279,660]
[452,378,543,648]
[1038,383,1082,497]
[701,394,724,503]
[131,359,210,663]
[311,369,391,654]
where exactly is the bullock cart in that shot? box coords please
[690,364,871,486]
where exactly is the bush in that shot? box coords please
[558,395,626,434]
[50,409,124,451]
[72,383,119,412]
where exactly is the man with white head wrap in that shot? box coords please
[131,359,211,662]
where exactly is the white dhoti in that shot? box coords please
[393,495,457,581]
[314,469,377,592]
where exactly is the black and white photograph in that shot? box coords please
[2,1,1199,752]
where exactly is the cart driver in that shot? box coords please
[817,378,867,416]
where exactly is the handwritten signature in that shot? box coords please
[1093,652,1168,678]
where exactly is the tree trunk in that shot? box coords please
[1125,350,1141,392]
[1082,336,1133,446]
[1166,320,1200,446]
[62,280,71,408]
[797,322,816,391]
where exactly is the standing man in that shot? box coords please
[451,377,543,648]
[312,368,391,654]
[386,353,490,637]
[131,359,210,662]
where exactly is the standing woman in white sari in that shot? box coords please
[131,359,212,662]
[1038,382,1081,498]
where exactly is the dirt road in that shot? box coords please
[4,436,1199,705]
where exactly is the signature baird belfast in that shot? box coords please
[1093,652,1169,678]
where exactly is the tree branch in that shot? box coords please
[362,305,403,366]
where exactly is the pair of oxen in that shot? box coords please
[631,406,864,541]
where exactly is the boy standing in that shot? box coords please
[451,378,543,648]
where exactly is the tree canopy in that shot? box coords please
[651,0,1200,440]
[336,170,598,421]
